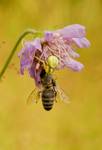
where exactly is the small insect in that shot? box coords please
[27,69,69,111]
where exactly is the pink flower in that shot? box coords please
[18,24,90,87]
[43,24,90,71]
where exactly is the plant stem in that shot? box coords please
[0,29,41,80]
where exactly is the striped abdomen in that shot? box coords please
[42,89,55,111]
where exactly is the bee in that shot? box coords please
[27,69,69,111]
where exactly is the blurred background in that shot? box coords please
[0,0,102,150]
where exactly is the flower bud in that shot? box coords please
[47,55,59,68]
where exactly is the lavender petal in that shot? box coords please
[68,49,80,58]
[72,37,91,48]
[57,24,86,39]
[65,58,84,71]
[44,31,53,42]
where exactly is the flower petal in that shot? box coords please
[68,49,80,58]
[57,24,86,39]
[31,38,42,51]
[44,31,53,42]
[18,38,42,76]
[65,58,84,71]
[72,37,90,48]
[28,65,42,87]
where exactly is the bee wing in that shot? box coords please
[27,88,41,105]
[56,85,70,104]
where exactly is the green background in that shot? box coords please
[0,0,102,150]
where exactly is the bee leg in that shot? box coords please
[36,91,42,103]
[53,87,57,103]
[52,79,57,102]
[55,91,57,103]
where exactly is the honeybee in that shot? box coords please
[27,69,69,111]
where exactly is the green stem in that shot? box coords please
[0,29,41,80]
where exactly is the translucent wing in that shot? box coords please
[56,85,70,104]
[27,88,41,104]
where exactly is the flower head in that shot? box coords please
[18,24,90,87]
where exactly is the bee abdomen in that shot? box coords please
[42,98,54,111]
[42,90,55,111]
